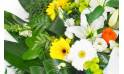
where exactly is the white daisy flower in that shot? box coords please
[93,38,108,52]
[67,39,97,71]
[19,30,32,37]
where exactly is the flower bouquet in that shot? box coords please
[4,0,119,74]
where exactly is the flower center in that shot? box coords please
[78,50,86,58]
[98,42,102,45]
[62,48,66,54]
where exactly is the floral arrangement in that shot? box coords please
[4,0,119,74]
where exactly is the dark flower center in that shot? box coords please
[62,49,66,54]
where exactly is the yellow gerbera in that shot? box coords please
[46,0,69,21]
[50,37,71,60]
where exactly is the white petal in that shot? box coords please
[65,26,86,39]
[105,6,116,14]
[3,0,29,22]
[89,0,99,10]
[65,30,74,39]
[104,48,119,74]
[91,16,105,30]
[103,6,116,20]
[109,40,119,49]
[64,18,75,27]
[109,9,119,28]
[80,8,90,28]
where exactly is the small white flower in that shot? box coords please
[93,38,108,52]
[109,40,119,49]
[67,39,97,71]
[64,18,75,27]
[19,30,32,37]
[57,63,66,70]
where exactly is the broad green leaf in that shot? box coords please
[19,0,51,15]
[106,0,119,9]
[30,66,44,74]
[4,40,42,70]
[87,5,104,24]
[4,11,25,25]
[48,17,66,36]
[97,52,110,69]
[22,47,42,60]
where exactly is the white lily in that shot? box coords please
[65,8,104,39]
[64,0,116,40]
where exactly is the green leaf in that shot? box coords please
[4,11,25,25]
[28,14,51,32]
[85,69,93,74]
[97,52,110,69]
[30,66,44,74]
[19,0,51,15]
[87,5,104,24]
[4,40,42,70]
[43,59,59,74]
[23,32,50,60]
[4,11,25,32]
[48,17,66,36]
[106,0,119,9]
[22,47,42,60]
[43,59,79,74]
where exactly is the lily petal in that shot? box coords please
[80,8,90,28]
[91,16,105,30]
[109,9,119,28]
[65,26,86,39]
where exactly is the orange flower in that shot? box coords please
[102,28,117,44]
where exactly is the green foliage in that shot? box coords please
[4,40,42,70]
[19,0,51,15]
[85,69,93,74]
[87,5,104,24]
[29,66,44,74]
[48,17,66,36]
[28,13,51,32]
[43,59,80,74]
[4,11,26,32]
[23,32,51,60]
[97,52,110,69]
[106,0,119,9]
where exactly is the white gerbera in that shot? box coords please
[93,38,108,52]
[67,39,97,71]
